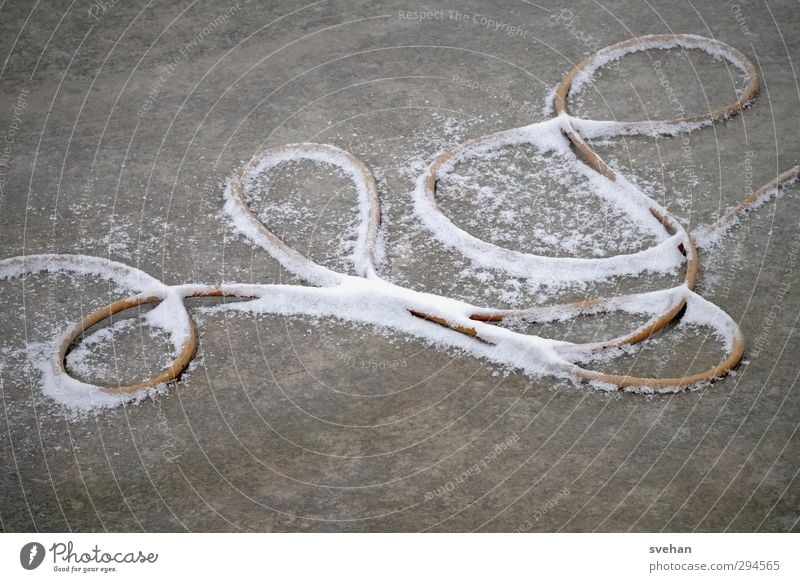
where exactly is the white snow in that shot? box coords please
[411,115,687,285]
[0,254,163,294]
[0,34,773,410]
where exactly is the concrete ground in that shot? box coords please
[1,0,799,532]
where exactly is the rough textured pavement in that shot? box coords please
[1,0,799,532]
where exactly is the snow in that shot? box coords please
[410,115,687,285]
[0,34,771,410]
[569,34,752,98]
[223,143,381,286]
[28,339,170,411]
[144,289,194,355]
[691,170,800,249]
[0,254,163,294]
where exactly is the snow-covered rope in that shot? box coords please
[2,34,798,408]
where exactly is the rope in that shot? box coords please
[420,34,797,389]
[30,35,800,396]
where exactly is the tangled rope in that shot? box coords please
[2,34,798,407]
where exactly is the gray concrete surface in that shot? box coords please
[1,0,799,532]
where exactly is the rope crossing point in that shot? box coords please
[2,34,799,405]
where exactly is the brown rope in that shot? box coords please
[58,35,798,395]
[57,288,258,394]
[415,34,793,390]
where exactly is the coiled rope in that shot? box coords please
[5,34,798,400]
